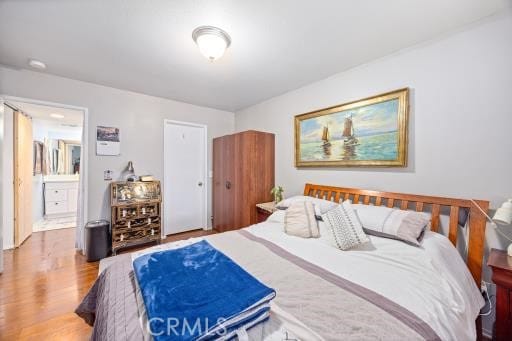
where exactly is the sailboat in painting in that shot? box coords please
[321,125,331,147]
[342,114,359,146]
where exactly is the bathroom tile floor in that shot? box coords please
[33,215,77,232]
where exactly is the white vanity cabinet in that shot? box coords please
[44,181,78,216]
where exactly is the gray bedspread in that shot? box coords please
[76,230,440,340]
[76,253,145,341]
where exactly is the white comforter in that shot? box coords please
[246,220,484,341]
[127,219,483,340]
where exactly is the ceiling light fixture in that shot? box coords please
[50,113,65,119]
[192,26,231,61]
[28,59,47,70]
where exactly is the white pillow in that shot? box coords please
[314,205,332,245]
[321,201,369,250]
[267,205,332,244]
[266,210,285,223]
[352,204,430,246]
[278,195,338,214]
[284,201,319,238]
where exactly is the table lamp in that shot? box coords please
[492,199,512,256]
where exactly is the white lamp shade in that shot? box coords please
[492,199,512,225]
[192,26,231,61]
[196,34,228,61]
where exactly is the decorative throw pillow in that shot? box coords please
[321,201,369,250]
[284,201,320,238]
[353,204,430,246]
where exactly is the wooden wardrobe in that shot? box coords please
[213,130,275,232]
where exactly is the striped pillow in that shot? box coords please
[353,204,430,246]
[284,201,320,238]
[321,201,369,250]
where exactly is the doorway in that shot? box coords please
[1,96,88,257]
[163,120,207,235]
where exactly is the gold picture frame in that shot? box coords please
[294,88,409,167]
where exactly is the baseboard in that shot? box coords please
[2,242,14,250]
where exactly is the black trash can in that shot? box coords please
[85,220,111,262]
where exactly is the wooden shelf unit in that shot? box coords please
[110,181,162,255]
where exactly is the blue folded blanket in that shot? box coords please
[132,240,276,341]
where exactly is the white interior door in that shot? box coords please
[164,120,207,235]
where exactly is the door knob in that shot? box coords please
[198,181,203,187]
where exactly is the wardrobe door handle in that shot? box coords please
[225,181,231,190]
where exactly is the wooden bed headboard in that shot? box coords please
[303,183,489,285]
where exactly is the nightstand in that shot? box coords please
[256,202,277,223]
[487,248,512,341]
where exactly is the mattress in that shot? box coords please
[77,220,483,340]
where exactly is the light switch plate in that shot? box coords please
[209,171,213,178]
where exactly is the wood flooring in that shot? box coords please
[0,227,216,340]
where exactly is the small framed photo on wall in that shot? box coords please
[96,126,120,156]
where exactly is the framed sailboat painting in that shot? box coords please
[295,88,409,167]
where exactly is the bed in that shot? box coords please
[76,183,489,340]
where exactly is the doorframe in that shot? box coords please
[163,119,208,236]
[0,95,89,252]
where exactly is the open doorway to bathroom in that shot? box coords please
[1,97,88,257]
[23,102,84,232]
[10,100,83,236]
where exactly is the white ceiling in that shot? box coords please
[0,1,510,111]
[8,101,84,126]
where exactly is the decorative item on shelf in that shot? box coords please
[472,198,512,256]
[122,161,139,181]
[111,180,162,255]
[140,175,155,182]
[270,186,284,204]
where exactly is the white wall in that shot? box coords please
[235,11,512,334]
[0,67,235,244]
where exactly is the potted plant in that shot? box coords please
[270,186,284,204]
